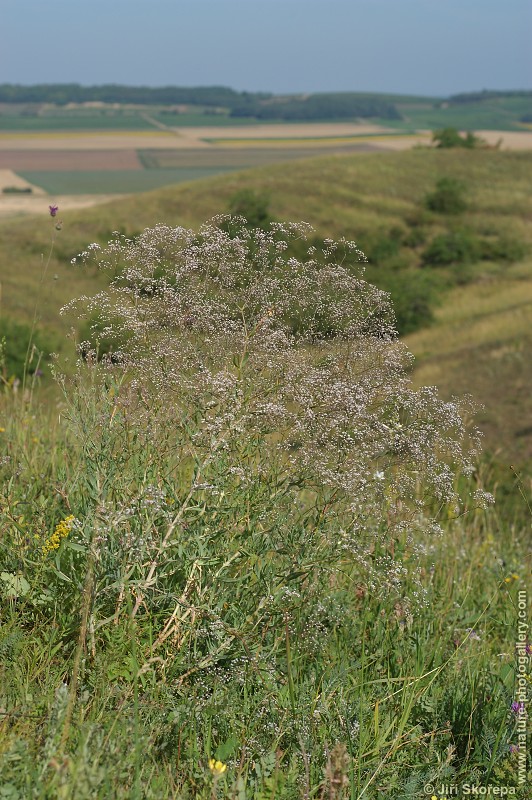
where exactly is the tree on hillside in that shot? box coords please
[432,128,485,149]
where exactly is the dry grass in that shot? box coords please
[406,268,532,461]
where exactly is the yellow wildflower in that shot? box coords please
[42,515,76,556]
[208,759,227,775]
[504,573,520,583]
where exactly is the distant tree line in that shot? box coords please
[448,89,532,104]
[0,84,401,121]
[0,83,272,108]
[230,93,401,120]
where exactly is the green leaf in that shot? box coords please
[215,735,239,761]
[0,572,30,598]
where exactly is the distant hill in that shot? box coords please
[0,83,530,128]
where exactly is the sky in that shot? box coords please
[2,0,531,97]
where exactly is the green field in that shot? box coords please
[16,167,238,194]
[149,112,262,127]
[384,95,532,131]
[136,145,378,170]
[0,114,157,131]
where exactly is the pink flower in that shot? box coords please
[49,204,59,217]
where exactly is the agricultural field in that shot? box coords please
[0,147,531,797]
[387,93,532,132]
[0,123,431,210]
[0,124,531,216]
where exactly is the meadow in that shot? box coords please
[0,148,530,798]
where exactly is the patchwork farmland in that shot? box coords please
[1,107,532,219]
[0,124,428,215]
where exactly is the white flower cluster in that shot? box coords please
[64,217,486,551]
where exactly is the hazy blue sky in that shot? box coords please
[2,0,530,96]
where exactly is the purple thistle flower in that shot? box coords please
[511,701,524,714]
[526,642,532,656]
[509,744,519,753]
[49,204,59,217]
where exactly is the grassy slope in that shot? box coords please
[1,148,531,464]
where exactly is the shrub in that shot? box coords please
[432,127,484,149]
[362,233,401,264]
[224,189,273,230]
[424,177,468,214]
[479,235,528,263]
[2,186,32,194]
[366,266,441,334]
[402,225,427,248]
[0,317,56,381]
[66,217,480,516]
[422,230,481,266]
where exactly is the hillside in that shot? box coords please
[1,148,531,466]
[0,85,531,129]
[1,145,531,797]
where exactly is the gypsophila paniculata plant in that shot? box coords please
[2,214,517,798]
[61,217,488,607]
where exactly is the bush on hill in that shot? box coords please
[432,127,485,149]
[424,177,468,214]
[224,189,273,231]
[422,229,481,266]
[0,317,56,382]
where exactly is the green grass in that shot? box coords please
[0,409,528,797]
